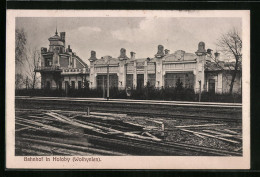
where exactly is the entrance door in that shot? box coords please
[209,79,215,93]
[65,81,69,96]
[46,81,51,89]
[78,81,82,89]
[137,74,144,89]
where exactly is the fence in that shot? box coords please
[15,87,242,103]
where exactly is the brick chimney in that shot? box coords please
[164,49,170,55]
[155,45,165,58]
[196,41,206,54]
[118,48,129,60]
[66,45,72,52]
[89,50,97,62]
[60,32,65,42]
[214,52,220,61]
[130,51,136,60]
[41,47,47,53]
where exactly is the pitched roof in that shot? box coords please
[163,51,197,62]
[95,57,119,65]
[205,61,240,71]
[49,34,61,41]
[75,56,88,68]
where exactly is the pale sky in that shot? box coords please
[16,17,241,65]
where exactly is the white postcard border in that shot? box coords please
[6,10,250,169]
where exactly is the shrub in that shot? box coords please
[15,88,241,103]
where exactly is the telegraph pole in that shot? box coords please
[102,75,105,98]
[199,80,201,102]
[107,62,110,100]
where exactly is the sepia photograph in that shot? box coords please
[6,10,250,169]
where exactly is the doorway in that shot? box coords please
[137,74,144,89]
[209,79,215,93]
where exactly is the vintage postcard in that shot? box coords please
[6,10,250,169]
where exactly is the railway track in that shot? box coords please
[15,108,242,156]
[16,96,242,108]
[16,131,241,156]
[16,97,242,122]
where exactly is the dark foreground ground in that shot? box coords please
[15,97,242,156]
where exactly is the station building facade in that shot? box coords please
[35,31,242,94]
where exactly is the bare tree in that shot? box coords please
[15,28,41,90]
[207,28,242,94]
[15,73,25,90]
[15,28,27,65]
[24,48,41,89]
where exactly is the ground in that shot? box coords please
[15,106,242,156]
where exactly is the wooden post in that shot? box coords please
[199,80,201,102]
[107,64,109,100]
[102,75,105,98]
[85,107,90,116]
[161,122,165,138]
[87,107,90,116]
[161,123,164,131]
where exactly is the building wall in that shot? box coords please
[39,58,242,94]
[205,72,242,94]
[62,75,87,89]
[38,35,242,94]
[60,56,69,68]
[222,73,242,94]
[41,73,62,89]
[75,59,84,69]
[205,73,218,93]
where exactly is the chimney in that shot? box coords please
[196,42,206,53]
[67,45,72,52]
[164,49,170,55]
[41,47,47,53]
[207,49,213,55]
[130,51,136,60]
[60,32,66,42]
[214,52,220,61]
[155,45,165,58]
[89,50,97,62]
[118,48,129,60]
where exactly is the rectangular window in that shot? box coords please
[65,81,69,88]
[209,79,215,93]
[184,73,194,89]
[96,74,118,89]
[148,74,156,87]
[45,58,52,67]
[65,81,69,91]
[96,75,106,90]
[164,72,194,88]
[126,74,133,88]
[109,74,118,88]
[78,81,82,89]
[71,81,75,89]
[137,74,144,89]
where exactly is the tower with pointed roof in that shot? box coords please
[48,28,66,54]
[36,29,89,90]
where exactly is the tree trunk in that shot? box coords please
[229,59,239,94]
[32,73,36,90]
[229,72,236,94]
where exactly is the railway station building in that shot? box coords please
[35,30,242,94]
